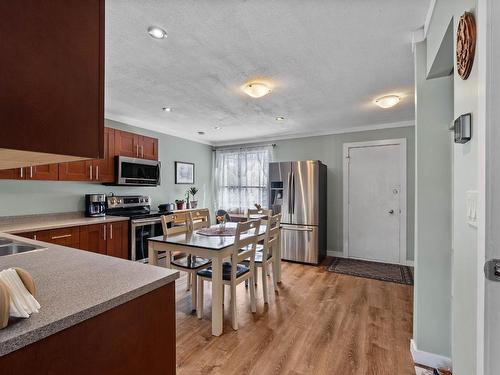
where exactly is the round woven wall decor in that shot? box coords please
[456,11,476,80]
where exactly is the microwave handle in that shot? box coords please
[156,161,161,186]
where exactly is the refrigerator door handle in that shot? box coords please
[291,171,295,214]
[281,225,314,232]
[287,171,293,221]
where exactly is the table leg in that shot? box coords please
[211,255,224,336]
[148,241,158,266]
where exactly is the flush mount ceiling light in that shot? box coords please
[242,81,272,98]
[275,116,285,121]
[147,26,167,39]
[213,126,222,130]
[162,107,172,112]
[374,95,401,109]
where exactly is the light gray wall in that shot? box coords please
[224,126,415,261]
[0,119,213,216]
[413,40,453,359]
[424,0,480,373]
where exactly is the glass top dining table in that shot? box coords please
[147,221,281,336]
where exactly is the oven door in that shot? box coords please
[117,156,161,186]
[131,218,164,262]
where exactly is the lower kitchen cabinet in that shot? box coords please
[17,221,129,259]
[79,224,107,254]
[106,221,129,259]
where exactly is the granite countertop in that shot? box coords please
[0,233,179,357]
[0,212,129,234]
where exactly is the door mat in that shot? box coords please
[327,257,413,285]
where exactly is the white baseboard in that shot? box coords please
[327,250,344,258]
[407,260,414,267]
[410,339,452,370]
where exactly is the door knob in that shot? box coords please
[389,209,394,214]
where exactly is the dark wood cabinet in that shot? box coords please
[45,227,80,248]
[93,127,115,183]
[58,161,92,182]
[106,221,129,259]
[0,127,156,181]
[0,169,22,180]
[114,130,159,161]
[139,135,159,161]
[79,224,107,255]
[18,221,129,259]
[0,0,105,166]
[29,164,59,180]
[114,130,139,158]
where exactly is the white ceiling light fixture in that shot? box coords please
[162,107,172,112]
[147,26,167,39]
[242,81,272,98]
[374,95,401,109]
[275,116,285,121]
[214,126,221,130]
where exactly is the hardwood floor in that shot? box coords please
[175,257,415,375]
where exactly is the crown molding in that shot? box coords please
[212,120,415,147]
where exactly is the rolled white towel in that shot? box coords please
[0,268,40,318]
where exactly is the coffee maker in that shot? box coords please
[85,194,106,217]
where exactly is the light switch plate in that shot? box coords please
[466,190,478,228]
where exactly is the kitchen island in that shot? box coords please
[0,233,179,375]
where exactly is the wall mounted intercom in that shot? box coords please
[454,113,472,144]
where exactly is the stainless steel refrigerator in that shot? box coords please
[269,160,327,264]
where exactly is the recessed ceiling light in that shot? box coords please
[275,116,285,121]
[374,95,400,109]
[197,131,205,135]
[214,126,221,130]
[242,82,272,98]
[147,26,167,40]
[162,107,172,112]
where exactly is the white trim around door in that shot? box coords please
[343,138,408,265]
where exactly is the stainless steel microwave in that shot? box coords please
[116,156,161,186]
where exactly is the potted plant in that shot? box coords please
[175,199,184,210]
[188,186,199,209]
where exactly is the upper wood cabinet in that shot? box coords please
[0,0,105,168]
[93,127,115,183]
[114,130,158,161]
[0,127,156,182]
[58,128,115,182]
[140,135,159,161]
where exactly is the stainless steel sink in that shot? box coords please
[0,237,46,256]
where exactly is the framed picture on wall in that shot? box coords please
[175,161,195,184]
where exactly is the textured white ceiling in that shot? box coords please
[105,0,429,146]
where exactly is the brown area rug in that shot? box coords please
[327,257,413,285]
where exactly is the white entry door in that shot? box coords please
[344,140,406,264]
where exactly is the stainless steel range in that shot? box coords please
[106,195,171,262]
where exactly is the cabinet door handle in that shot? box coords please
[140,145,144,158]
[104,224,107,241]
[96,165,99,181]
[90,165,93,180]
[33,234,37,240]
[30,166,33,179]
[136,145,139,157]
[20,168,23,179]
[110,224,113,240]
[51,234,72,240]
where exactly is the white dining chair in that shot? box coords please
[160,211,211,311]
[196,219,261,330]
[243,213,281,303]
